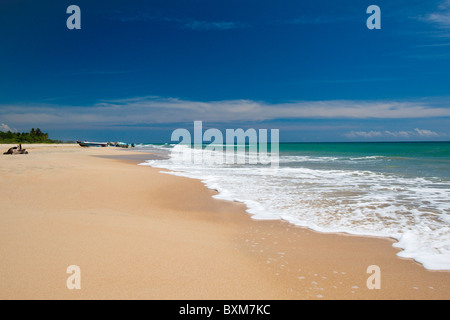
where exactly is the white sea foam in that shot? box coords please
[140,144,450,270]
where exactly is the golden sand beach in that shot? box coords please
[0,144,449,300]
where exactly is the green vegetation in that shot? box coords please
[0,128,62,144]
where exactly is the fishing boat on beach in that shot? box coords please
[107,141,135,148]
[77,140,135,148]
[77,140,108,147]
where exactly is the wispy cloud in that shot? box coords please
[109,10,246,31]
[412,42,450,47]
[414,128,440,137]
[286,14,355,25]
[182,20,245,31]
[425,0,450,26]
[345,128,442,139]
[308,77,407,84]
[1,97,449,130]
[344,131,383,138]
[420,0,450,28]
[384,130,413,138]
[404,52,450,60]
[73,70,138,76]
[0,123,17,132]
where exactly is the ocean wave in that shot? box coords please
[140,144,450,270]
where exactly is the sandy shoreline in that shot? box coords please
[0,144,449,300]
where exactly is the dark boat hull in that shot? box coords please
[77,140,107,147]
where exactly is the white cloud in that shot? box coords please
[90,97,450,122]
[385,130,411,138]
[0,97,449,129]
[0,123,16,132]
[344,131,382,138]
[287,15,352,25]
[111,11,247,31]
[344,128,442,139]
[414,128,439,137]
[182,20,245,30]
[427,13,450,26]
[423,0,450,27]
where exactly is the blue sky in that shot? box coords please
[0,0,449,142]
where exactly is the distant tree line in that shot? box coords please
[0,128,62,144]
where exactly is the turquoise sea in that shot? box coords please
[138,142,450,270]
